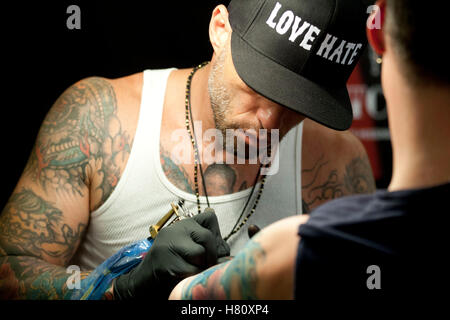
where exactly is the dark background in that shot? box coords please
[1,1,390,211]
[1,1,228,209]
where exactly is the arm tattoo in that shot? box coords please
[0,188,85,263]
[0,254,114,299]
[0,189,87,299]
[0,255,89,299]
[181,239,265,300]
[25,77,132,210]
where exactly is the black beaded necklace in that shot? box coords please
[185,62,271,241]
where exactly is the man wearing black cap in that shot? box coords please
[0,0,375,299]
[169,0,450,301]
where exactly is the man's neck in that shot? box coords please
[386,69,450,191]
[165,63,263,195]
[189,64,216,133]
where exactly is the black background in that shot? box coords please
[1,1,228,209]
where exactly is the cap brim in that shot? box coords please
[231,34,353,131]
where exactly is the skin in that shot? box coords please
[0,5,375,299]
[169,0,450,300]
[170,215,309,300]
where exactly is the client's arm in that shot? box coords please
[169,215,309,300]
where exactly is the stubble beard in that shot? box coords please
[208,49,231,141]
[207,50,271,162]
[207,49,236,154]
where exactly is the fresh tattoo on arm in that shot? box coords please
[24,77,132,210]
[181,238,266,300]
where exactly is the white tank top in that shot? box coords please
[72,68,304,270]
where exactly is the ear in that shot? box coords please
[209,5,232,54]
[367,0,386,55]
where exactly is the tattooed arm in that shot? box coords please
[0,77,129,299]
[301,120,376,213]
[169,215,309,300]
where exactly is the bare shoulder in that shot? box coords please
[108,72,143,110]
[301,119,376,213]
[302,118,366,159]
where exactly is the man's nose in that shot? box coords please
[256,103,285,129]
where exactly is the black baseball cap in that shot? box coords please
[228,0,371,130]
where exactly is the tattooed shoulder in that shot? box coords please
[301,153,376,212]
[301,125,376,212]
[24,77,133,210]
[343,155,376,195]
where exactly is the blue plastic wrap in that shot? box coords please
[70,238,153,300]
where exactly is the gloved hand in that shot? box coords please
[113,208,230,300]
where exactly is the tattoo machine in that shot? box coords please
[148,199,195,239]
[70,199,193,300]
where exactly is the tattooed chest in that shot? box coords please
[160,143,255,196]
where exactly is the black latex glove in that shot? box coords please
[113,208,230,300]
[200,208,230,258]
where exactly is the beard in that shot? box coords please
[208,50,246,158]
[208,49,232,141]
[207,49,273,161]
